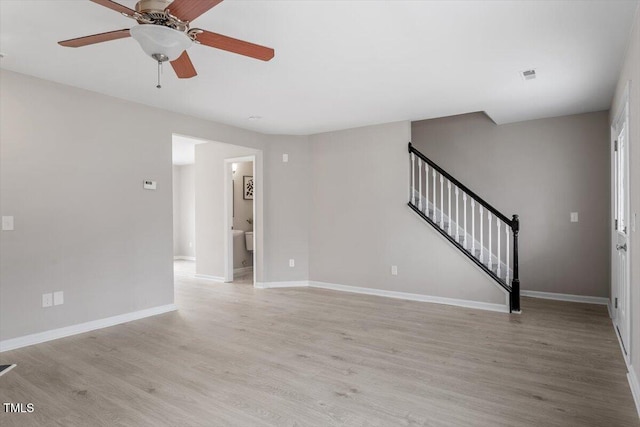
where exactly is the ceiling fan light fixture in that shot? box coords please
[130,24,192,62]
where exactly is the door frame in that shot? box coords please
[611,81,632,363]
[224,155,257,284]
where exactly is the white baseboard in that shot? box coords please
[629,365,640,419]
[0,304,177,353]
[254,281,309,289]
[254,280,509,312]
[173,256,196,261]
[308,281,509,313]
[234,267,253,275]
[521,290,609,305]
[194,274,225,282]
[0,364,16,377]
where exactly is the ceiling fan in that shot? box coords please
[58,0,274,87]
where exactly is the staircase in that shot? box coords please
[407,143,521,313]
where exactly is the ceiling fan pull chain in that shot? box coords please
[156,60,162,89]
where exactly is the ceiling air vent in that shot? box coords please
[520,69,537,81]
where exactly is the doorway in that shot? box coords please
[224,156,257,284]
[611,84,631,361]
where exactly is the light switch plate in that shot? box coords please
[42,293,53,308]
[282,154,289,163]
[391,265,398,276]
[570,212,579,223]
[53,291,64,306]
[2,216,14,231]
[289,259,295,267]
[143,180,157,190]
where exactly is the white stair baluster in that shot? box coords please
[439,175,444,228]
[506,225,510,283]
[455,187,459,242]
[425,165,429,215]
[432,169,436,220]
[479,206,484,262]
[471,200,475,253]
[447,182,452,234]
[418,159,422,211]
[488,212,492,269]
[410,153,415,205]
[463,193,467,249]
[497,219,501,278]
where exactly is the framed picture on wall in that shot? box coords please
[243,176,254,200]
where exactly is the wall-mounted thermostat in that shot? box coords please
[143,180,157,190]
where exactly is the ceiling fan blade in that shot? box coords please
[196,30,274,61]
[58,29,131,48]
[90,0,136,16]
[171,51,198,78]
[167,0,224,22]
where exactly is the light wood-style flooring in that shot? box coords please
[1,261,638,426]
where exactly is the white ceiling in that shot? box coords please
[1,0,638,135]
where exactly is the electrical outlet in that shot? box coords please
[53,291,64,306]
[391,265,398,276]
[2,216,14,231]
[143,180,157,190]
[42,293,53,308]
[570,212,578,223]
[289,259,295,267]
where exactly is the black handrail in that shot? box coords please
[408,143,513,227]
[408,142,520,312]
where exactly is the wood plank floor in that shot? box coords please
[1,261,638,426]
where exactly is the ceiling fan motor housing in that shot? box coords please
[135,0,174,15]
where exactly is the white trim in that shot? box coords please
[254,281,309,289]
[194,274,225,282]
[611,81,632,364]
[521,290,609,305]
[0,304,177,353]
[173,256,196,261]
[254,280,509,313]
[628,365,640,419]
[0,364,16,376]
[308,281,509,313]
[234,266,253,275]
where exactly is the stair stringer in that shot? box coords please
[406,204,511,309]
[412,190,512,281]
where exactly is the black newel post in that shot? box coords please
[511,214,520,312]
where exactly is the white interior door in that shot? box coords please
[612,98,630,358]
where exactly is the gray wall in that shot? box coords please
[0,70,311,341]
[194,143,261,279]
[411,111,611,298]
[309,121,507,305]
[172,164,196,258]
[233,161,254,233]
[194,136,311,284]
[611,5,640,382]
[263,135,312,283]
